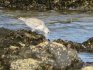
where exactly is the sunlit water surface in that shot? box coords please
[0,10,93,62]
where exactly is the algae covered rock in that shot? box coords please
[0,0,93,11]
[0,61,3,70]
[81,66,93,70]
[0,28,45,48]
[0,28,45,70]
[10,58,42,70]
[54,38,93,52]
[54,39,83,52]
[82,37,93,52]
[0,28,83,70]
[2,41,82,70]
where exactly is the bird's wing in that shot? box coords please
[25,18,44,27]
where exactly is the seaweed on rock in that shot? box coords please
[0,28,83,70]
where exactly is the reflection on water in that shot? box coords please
[78,52,93,62]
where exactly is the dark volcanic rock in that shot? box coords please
[0,28,83,70]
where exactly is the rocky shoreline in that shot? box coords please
[0,0,93,11]
[0,27,93,70]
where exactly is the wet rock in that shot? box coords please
[10,58,42,70]
[0,61,3,70]
[81,66,93,70]
[54,38,93,52]
[82,37,93,52]
[0,28,45,69]
[1,41,82,70]
[54,39,84,52]
[0,28,83,70]
[0,28,13,47]
[0,0,93,11]
[0,28,45,48]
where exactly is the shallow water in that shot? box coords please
[0,10,93,62]
[0,10,93,43]
[78,52,93,62]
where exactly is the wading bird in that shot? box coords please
[19,17,50,37]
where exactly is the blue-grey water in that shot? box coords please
[0,10,93,62]
[78,52,93,62]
